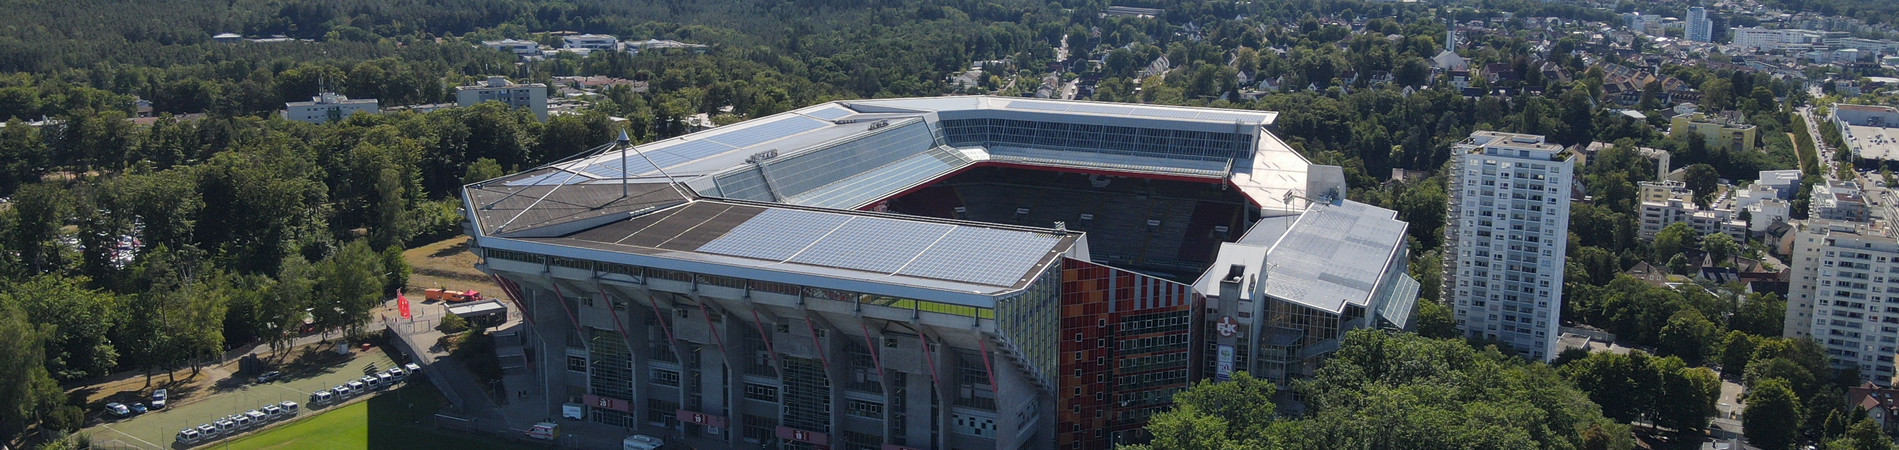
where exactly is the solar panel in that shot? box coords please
[788,150,967,209]
[804,106,853,120]
[504,170,590,186]
[640,140,738,171]
[788,217,954,273]
[704,116,830,148]
[898,227,1061,286]
[695,209,851,261]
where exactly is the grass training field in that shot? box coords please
[226,382,528,450]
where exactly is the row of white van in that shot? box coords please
[308,363,420,406]
[174,401,300,445]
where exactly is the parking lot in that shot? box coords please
[83,348,399,449]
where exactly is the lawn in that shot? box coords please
[226,382,529,450]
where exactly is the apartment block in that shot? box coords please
[1444,131,1573,360]
[1787,220,1899,384]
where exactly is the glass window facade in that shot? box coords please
[938,118,1253,163]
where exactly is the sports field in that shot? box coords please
[227,383,528,450]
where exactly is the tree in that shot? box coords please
[2,274,121,381]
[8,183,72,274]
[1128,372,1279,449]
[1649,356,1720,434]
[1562,351,1658,422]
[1277,330,1631,449]
[1718,331,1757,374]
[1685,164,1720,208]
[1703,233,1739,265]
[0,300,65,441]
[312,240,386,336]
[1829,418,1898,450]
[1654,222,1700,264]
[1657,309,1719,364]
[1743,378,1801,450]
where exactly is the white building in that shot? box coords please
[1786,220,1899,384]
[1687,7,1713,43]
[1735,183,1792,233]
[282,92,378,124]
[1636,181,1748,241]
[1732,27,1825,51]
[456,76,549,121]
[1813,180,1870,222]
[563,34,619,51]
[483,39,542,57]
[1444,131,1573,361]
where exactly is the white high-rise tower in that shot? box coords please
[1443,132,1573,360]
[1687,6,1713,42]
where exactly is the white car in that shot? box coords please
[244,410,268,425]
[104,402,131,417]
[262,404,284,420]
[279,400,300,416]
[151,388,168,409]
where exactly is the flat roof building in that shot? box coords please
[1672,111,1759,154]
[283,92,378,124]
[457,76,549,121]
[1833,104,1899,162]
[462,96,1402,449]
[1195,199,1418,409]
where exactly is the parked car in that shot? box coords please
[196,423,218,437]
[230,414,252,429]
[255,371,282,383]
[213,419,235,435]
[387,367,407,381]
[129,402,148,414]
[309,390,333,405]
[262,404,284,420]
[177,428,203,445]
[244,410,268,425]
[361,375,381,390]
[404,363,422,373]
[104,402,131,417]
[376,372,394,386]
[151,388,168,409]
[279,401,300,416]
[345,380,366,393]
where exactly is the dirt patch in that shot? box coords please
[404,235,503,301]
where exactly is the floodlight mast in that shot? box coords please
[618,130,631,198]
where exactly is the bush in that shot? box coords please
[437,313,469,334]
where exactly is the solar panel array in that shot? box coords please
[504,169,590,186]
[695,209,851,261]
[786,146,972,209]
[575,116,832,179]
[896,227,1060,286]
[787,217,955,273]
[803,105,854,120]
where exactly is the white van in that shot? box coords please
[176,428,203,445]
[623,434,664,450]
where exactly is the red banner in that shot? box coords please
[397,290,412,320]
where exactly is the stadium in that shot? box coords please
[460,96,1413,449]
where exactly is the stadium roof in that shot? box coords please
[487,96,1334,212]
[476,195,1079,300]
[465,96,1340,299]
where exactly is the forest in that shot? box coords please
[0,0,1866,448]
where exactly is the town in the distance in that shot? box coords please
[2,0,1899,449]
